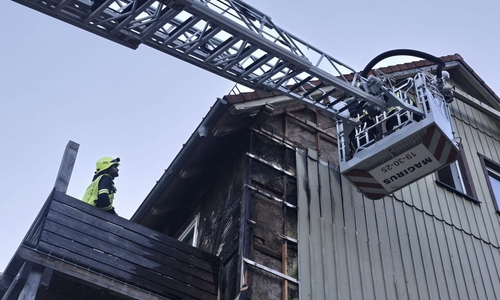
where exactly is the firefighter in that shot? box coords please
[347,100,378,156]
[82,157,120,215]
[385,96,422,133]
[385,106,403,133]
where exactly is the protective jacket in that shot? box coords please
[82,173,117,213]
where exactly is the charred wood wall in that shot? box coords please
[197,144,248,300]
[261,106,338,167]
[163,135,251,300]
[244,106,338,300]
[246,132,298,300]
[159,106,338,300]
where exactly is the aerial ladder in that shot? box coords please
[11,0,459,199]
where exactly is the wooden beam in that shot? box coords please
[18,265,44,300]
[54,141,79,194]
[453,62,500,111]
[40,268,53,288]
[17,247,169,300]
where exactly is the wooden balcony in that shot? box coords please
[0,189,220,300]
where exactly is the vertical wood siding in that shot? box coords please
[297,103,500,300]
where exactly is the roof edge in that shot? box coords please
[223,54,500,105]
[130,98,229,223]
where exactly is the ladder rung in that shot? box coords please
[314,88,337,103]
[141,8,183,40]
[205,36,240,63]
[339,99,360,114]
[239,54,274,78]
[332,96,354,112]
[289,75,313,92]
[303,82,325,98]
[163,16,200,45]
[184,26,220,56]
[221,44,260,71]
[253,60,291,85]
[273,69,303,88]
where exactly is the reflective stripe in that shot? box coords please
[98,189,110,195]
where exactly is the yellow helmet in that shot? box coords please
[95,157,120,173]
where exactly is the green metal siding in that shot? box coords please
[296,120,500,300]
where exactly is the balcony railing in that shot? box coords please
[1,189,219,300]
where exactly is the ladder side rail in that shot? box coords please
[138,12,321,100]
[10,0,142,49]
[170,0,389,108]
[125,1,386,121]
[136,16,357,121]
[14,0,394,121]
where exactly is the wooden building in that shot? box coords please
[2,54,500,299]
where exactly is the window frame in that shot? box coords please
[478,154,500,213]
[177,214,200,247]
[435,143,479,202]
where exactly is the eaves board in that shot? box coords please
[132,98,254,229]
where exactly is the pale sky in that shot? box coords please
[1,0,499,272]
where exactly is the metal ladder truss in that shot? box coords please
[13,0,417,123]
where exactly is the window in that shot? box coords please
[435,144,477,201]
[178,214,199,247]
[479,154,500,212]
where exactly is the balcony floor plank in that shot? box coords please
[17,247,173,300]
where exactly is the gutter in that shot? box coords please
[131,98,229,222]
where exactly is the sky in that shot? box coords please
[1,0,499,272]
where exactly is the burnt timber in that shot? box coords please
[0,189,220,300]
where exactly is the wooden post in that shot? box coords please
[39,268,53,288]
[17,265,44,300]
[54,141,79,194]
[1,262,32,300]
